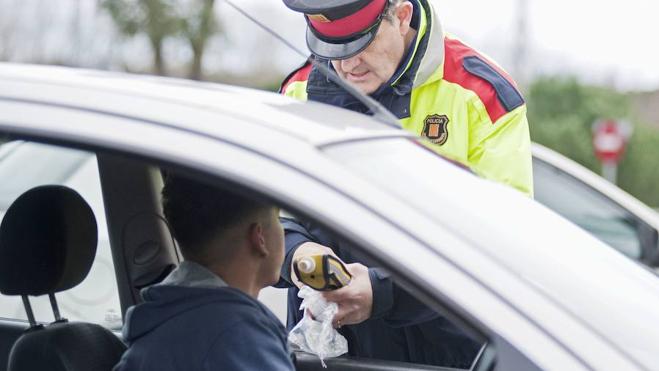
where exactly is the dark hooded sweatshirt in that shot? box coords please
[114,261,294,371]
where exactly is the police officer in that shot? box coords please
[276,0,532,368]
[281,0,532,196]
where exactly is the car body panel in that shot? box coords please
[1,63,659,370]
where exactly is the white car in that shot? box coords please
[0,63,658,371]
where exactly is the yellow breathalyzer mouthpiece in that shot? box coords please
[294,254,352,291]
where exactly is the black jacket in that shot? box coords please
[275,218,481,369]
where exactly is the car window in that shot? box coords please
[532,158,642,259]
[0,141,88,209]
[258,287,287,325]
[0,141,122,329]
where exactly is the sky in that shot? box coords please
[1,0,657,91]
[216,0,659,91]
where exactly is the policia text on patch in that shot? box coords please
[423,114,449,145]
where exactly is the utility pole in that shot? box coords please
[512,0,529,90]
[72,0,82,65]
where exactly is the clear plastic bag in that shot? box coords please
[288,286,348,367]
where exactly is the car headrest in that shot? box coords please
[0,185,98,296]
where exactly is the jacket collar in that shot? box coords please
[413,0,445,87]
[158,260,228,289]
[377,0,445,93]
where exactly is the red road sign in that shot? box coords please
[592,119,630,164]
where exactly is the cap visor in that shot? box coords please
[306,27,376,60]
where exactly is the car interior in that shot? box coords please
[0,185,126,371]
[0,137,526,371]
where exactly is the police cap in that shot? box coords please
[283,0,389,60]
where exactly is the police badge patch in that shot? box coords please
[422,114,449,145]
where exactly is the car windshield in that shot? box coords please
[324,137,659,367]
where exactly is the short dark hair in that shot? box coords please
[161,174,266,261]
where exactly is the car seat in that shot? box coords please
[0,185,126,371]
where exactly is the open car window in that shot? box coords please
[0,141,121,329]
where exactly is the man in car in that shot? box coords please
[114,175,294,371]
[277,0,527,367]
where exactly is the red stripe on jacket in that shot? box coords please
[280,61,313,94]
[442,38,518,123]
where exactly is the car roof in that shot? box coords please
[0,63,411,148]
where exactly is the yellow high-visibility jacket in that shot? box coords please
[281,0,533,197]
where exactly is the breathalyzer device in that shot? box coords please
[294,254,352,291]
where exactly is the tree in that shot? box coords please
[181,0,217,80]
[527,77,631,171]
[103,0,219,79]
[103,0,182,75]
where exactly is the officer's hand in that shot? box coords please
[291,242,337,289]
[322,263,373,328]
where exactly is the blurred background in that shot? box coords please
[1,0,657,208]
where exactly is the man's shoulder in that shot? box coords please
[190,287,280,325]
[116,288,289,371]
[440,35,525,123]
[139,285,280,334]
[280,59,313,94]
